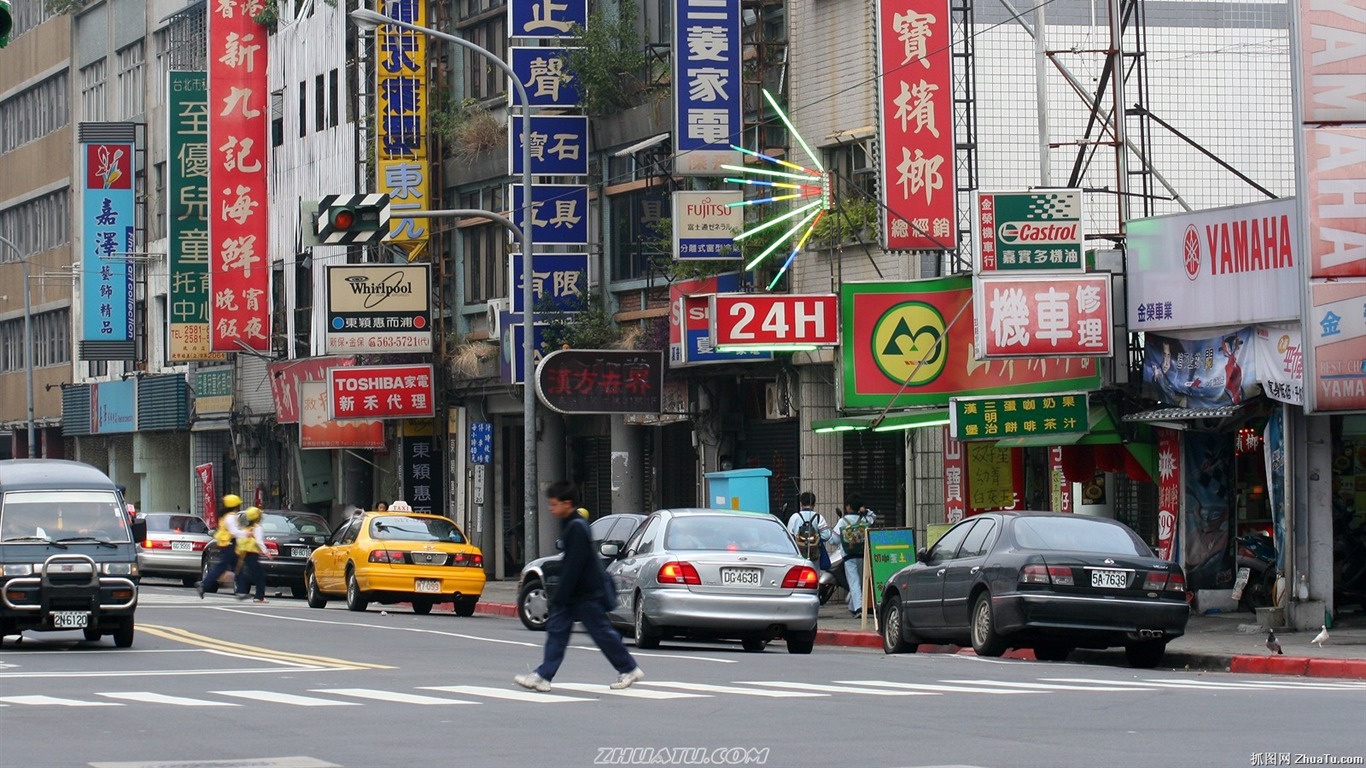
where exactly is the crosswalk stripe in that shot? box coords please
[553,682,709,699]
[835,680,1033,695]
[99,692,239,706]
[311,688,475,705]
[939,679,1159,692]
[737,681,936,696]
[0,695,121,706]
[213,690,362,706]
[420,685,593,703]
[638,681,825,697]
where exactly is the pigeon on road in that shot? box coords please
[1312,625,1330,647]
[1265,629,1283,655]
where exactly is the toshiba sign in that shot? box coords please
[1126,198,1301,331]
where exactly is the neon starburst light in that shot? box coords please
[724,90,832,291]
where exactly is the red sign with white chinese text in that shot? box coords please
[973,274,1113,358]
[1155,428,1180,562]
[536,350,664,414]
[711,294,839,348]
[196,463,216,529]
[209,0,271,351]
[943,426,967,524]
[876,0,956,250]
[268,356,355,424]
[327,364,435,421]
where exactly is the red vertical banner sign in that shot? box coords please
[196,463,217,529]
[876,0,956,250]
[208,0,270,352]
[942,425,967,523]
[1155,428,1181,562]
[1049,446,1071,514]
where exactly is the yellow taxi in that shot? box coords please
[305,510,485,616]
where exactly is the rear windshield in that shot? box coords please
[261,513,331,536]
[1012,517,1150,556]
[0,490,131,543]
[664,515,798,555]
[146,515,208,534]
[369,515,467,544]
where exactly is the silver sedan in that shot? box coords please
[605,508,821,654]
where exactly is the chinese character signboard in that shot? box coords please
[975,190,1083,273]
[510,183,589,245]
[401,421,442,514]
[1253,324,1303,406]
[966,441,1022,511]
[208,0,270,352]
[669,273,772,366]
[672,0,741,175]
[950,393,1088,441]
[469,422,493,465]
[300,380,385,449]
[167,72,222,361]
[510,115,589,176]
[91,380,136,434]
[196,463,217,528]
[1307,280,1366,412]
[269,356,355,424]
[973,273,1112,358]
[867,528,915,606]
[193,366,234,414]
[536,350,664,414]
[327,364,435,420]
[943,427,966,523]
[511,47,580,107]
[841,276,1099,408]
[1155,427,1180,562]
[510,253,588,313]
[1127,198,1300,331]
[672,191,742,260]
[325,264,432,353]
[80,136,135,356]
[377,0,430,259]
[501,321,551,385]
[876,0,956,250]
[711,293,839,350]
[510,0,586,38]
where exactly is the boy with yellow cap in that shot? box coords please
[197,494,245,599]
[233,507,272,603]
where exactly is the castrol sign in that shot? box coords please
[975,190,1085,274]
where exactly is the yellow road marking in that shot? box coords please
[140,625,392,670]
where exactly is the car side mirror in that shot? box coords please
[599,541,621,559]
[915,547,929,564]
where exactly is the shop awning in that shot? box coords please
[872,409,951,432]
[1121,404,1243,428]
[995,432,1086,448]
[811,416,877,434]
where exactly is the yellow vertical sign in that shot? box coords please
[376,1,430,261]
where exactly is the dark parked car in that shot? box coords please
[878,511,1189,668]
[200,510,332,598]
[516,513,645,630]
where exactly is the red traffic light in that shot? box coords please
[330,207,357,230]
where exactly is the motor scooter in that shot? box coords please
[817,553,848,606]
[1235,530,1278,612]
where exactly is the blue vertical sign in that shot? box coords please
[510,115,590,176]
[511,47,581,107]
[510,184,590,245]
[672,0,742,175]
[511,253,589,313]
[501,320,551,384]
[81,140,136,345]
[509,0,587,38]
[469,422,493,465]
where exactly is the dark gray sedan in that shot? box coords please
[879,511,1189,668]
[516,513,645,631]
[605,508,821,654]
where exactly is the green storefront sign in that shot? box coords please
[977,190,1084,273]
[951,392,1088,441]
[167,71,218,361]
[868,528,915,606]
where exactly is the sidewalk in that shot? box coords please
[472,579,1366,680]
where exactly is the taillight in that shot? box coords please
[192,541,207,551]
[452,552,484,567]
[142,539,170,549]
[657,561,701,585]
[1019,564,1073,586]
[782,565,819,590]
[1165,571,1186,593]
[264,540,279,556]
[368,550,406,564]
[1142,570,1187,593]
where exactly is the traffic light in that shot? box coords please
[315,193,390,245]
[1,0,13,49]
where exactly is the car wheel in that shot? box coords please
[83,627,102,642]
[1125,640,1167,669]
[786,630,815,655]
[1033,644,1073,662]
[741,635,767,652]
[345,570,369,612]
[517,579,550,631]
[970,592,1006,657]
[290,584,307,599]
[881,596,913,654]
[633,596,661,649]
[411,600,433,615]
[113,618,134,648]
[454,597,478,617]
[182,576,198,588]
[200,559,217,593]
[305,569,328,609]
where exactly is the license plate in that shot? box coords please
[52,611,89,629]
[290,547,310,558]
[720,567,762,587]
[1090,569,1128,589]
[171,541,193,551]
[415,578,441,593]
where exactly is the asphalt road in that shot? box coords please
[3,583,1366,768]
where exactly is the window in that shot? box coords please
[117,42,146,120]
[456,10,507,100]
[314,74,325,133]
[271,90,284,147]
[9,0,57,41]
[958,518,997,558]
[925,519,975,565]
[0,309,72,372]
[0,73,70,154]
[608,189,667,281]
[154,29,172,106]
[81,59,108,122]
[298,80,306,138]
[459,188,508,304]
[150,162,166,240]
[328,69,339,128]
[0,192,71,261]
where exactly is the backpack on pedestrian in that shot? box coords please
[840,511,871,559]
[794,512,822,560]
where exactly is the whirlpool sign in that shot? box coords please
[325,264,432,354]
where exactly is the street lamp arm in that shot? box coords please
[405,209,525,247]
[0,234,37,458]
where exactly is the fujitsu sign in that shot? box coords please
[1126,197,1301,331]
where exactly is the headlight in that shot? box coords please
[103,562,138,576]
[2,563,34,576]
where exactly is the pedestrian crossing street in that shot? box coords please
[2,675,1363,708]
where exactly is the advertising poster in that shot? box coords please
[1262,410,1285,572]
[1155,428,1180,562]
[196,463,216,528]
[1253,324,1303,406]
[1141,326,1257,409]
[868,528,915,606]
[299,381,384,450]
[1182,431,1234,591]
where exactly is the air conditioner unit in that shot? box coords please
[487,298,510,339]
[765,382,794,420]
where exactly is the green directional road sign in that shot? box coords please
[950,392,1089,441]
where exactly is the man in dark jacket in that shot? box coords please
[514,480,644,693]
